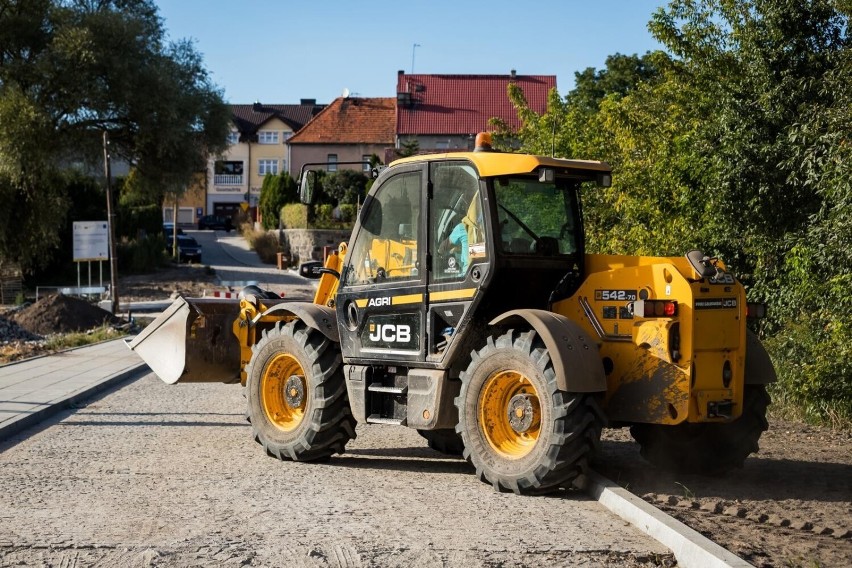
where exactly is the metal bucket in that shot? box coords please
[126,297,242,384]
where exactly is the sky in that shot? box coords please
[155,0,667,105]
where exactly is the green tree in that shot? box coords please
[0,0,229,270]
[500,0,851,424]
[259,172,298,230]
[396,138,420,157]
[322,170,369,205]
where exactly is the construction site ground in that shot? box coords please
[1,248,849,567]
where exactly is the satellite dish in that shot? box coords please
[342,87,350,98]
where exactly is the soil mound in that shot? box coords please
[11,294,122,335]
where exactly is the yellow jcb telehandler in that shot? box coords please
[129,133,775,495]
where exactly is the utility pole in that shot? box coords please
[102,131,119,315]
[411,43,421,74]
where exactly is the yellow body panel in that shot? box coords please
[553,254,748,425]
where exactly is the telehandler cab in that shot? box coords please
[129,133,775,495]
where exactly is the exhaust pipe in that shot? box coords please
[126,296,242,384]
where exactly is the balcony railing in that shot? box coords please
[214,174,243,185]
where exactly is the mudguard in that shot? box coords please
[745,329,777,384]
[261,302,339,342]
[489,309,606,393]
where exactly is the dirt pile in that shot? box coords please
[10,294,122,335]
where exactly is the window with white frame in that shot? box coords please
[283,131,293,142]
[227,131,240,145]
[258,130,279,144]
[327,154,338,172]
[258,159,278,175]
[362,155,371,172]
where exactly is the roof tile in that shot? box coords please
[230,103,325,134]
[396,73,555,135]
[288,97,396,144]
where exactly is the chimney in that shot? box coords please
[510,69,517,78]
[252,100,262,112]
[300,98,316,106]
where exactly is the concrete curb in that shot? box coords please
[0,363,149,442]
[582,470,753,568]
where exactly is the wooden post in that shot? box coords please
[103,131,119,314]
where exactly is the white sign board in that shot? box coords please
[73,221,109,262]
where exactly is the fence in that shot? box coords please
[0,263,22,305]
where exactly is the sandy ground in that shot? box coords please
[0,376,672,568]
[597,420,852,567]
[1,264,849,566]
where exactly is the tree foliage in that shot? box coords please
[322,170,369,205]
[259,172,298,230]
[501,0,851,425]
[0,0,229,270]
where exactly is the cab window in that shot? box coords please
[431,162,487,280]
[494,177,578,255]
[343,172,421,286]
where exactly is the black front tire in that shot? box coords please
[455,329,604,494]
[245,320,356,461]
[630,385,770,474]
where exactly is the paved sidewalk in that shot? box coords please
[0,339,147,441]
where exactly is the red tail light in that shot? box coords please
[633,300,678,318]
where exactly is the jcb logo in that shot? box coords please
[368,297,391,307]
[368,324,411,343]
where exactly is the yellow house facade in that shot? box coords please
[206,102,324,223]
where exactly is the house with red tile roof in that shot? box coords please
[204,100,324,221]
[287,97,396,178]
[395,70,556,154]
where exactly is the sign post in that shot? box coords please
[73,221,109,291]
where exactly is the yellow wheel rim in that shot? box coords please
[261,353,307,432]
[478,370,541,458]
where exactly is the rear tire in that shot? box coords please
[455,329,604,494]
[630,385,770,474]
[245,320,356,461]
[418,429,464,456]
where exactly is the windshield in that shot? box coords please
[493,177,579,256]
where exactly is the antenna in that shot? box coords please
[342,87,350,98]
[411,43,421,74]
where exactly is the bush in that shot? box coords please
[281,203,309,229]
[245,229,280,264]
[117,203,162,240]
[765,313,852,429]
[116,235,167,274]
[338,204,357,223]
[315,204,333,223]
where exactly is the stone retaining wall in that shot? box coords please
[277,229,350,264]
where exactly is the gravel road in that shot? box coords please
[0,374,671,568]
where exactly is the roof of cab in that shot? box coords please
[389,150,611,178]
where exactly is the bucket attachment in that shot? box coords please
[126,296,242,384]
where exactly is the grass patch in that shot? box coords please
[43,325,127,351]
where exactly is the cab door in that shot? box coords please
[335,165,427,364]
[426,160,490,364]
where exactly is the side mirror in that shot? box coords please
[596,172,612,188]
[686,249,718,279]
[299,260,324,279]
[299,170,316,204]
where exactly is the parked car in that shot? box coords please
[163,223,185,238]
[197,215,233,232]
[166,234,202,263]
